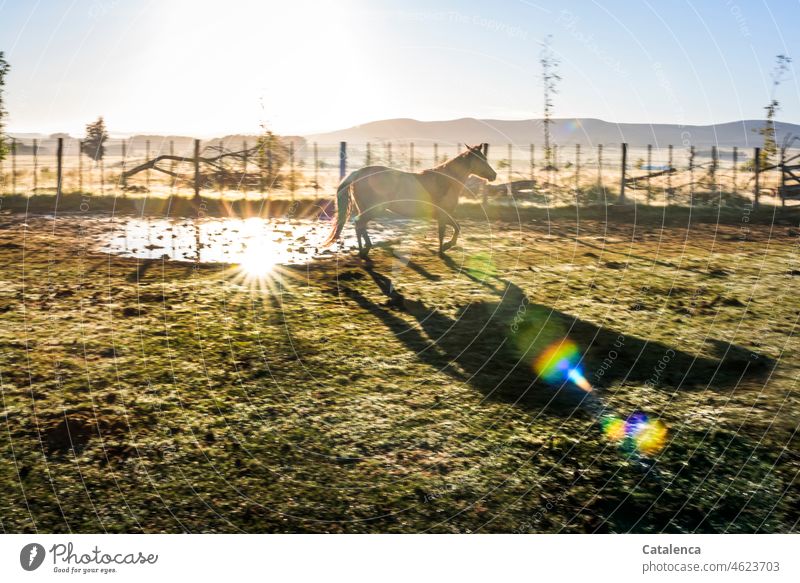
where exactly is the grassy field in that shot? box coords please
[0,198,798,533]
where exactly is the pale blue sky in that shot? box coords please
[1,0,797,136]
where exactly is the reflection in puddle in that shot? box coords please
[99,217,404,269]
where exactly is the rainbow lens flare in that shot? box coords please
[602,412,668,456]
[533,339,593,392]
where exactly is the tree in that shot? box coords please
[82,117,109,162]
[540,35,560,170]
[0,52,10,162]
[756,54,792,169]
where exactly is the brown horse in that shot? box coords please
[323,143,497,257]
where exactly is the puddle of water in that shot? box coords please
[99,217,409,266]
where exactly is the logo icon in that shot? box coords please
[20,543,46,571]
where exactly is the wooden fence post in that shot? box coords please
[339,141,347,180]
[387,142,392,167]
[434,143,438,165]
[619,142,627,202]
[170,141,176,194]
[145,139,151,190]
[575,143,581,193]
[366,142,371,166]
[78,140,83,192]
[56,137,63,197]
[11,138,16,194]
[194,138,201,199]
[482,143,490,205]
[597,144,603,190]
[33,138,38,193]
[667,145,673,202]
[732,146,738,194]
[289,141,295,199]
[313,142,319,196]
[507,143,512,185]
[646,144,652,203]
[711,145,718,192]
[530,144,535,188]
[754,146,760,210]
[410,142,415,171]
[121,139,127,192]
[689,145,695,203]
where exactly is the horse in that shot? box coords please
[323,143,497,257]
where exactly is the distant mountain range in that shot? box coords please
[9,118,800,151]
[305,117,800,148]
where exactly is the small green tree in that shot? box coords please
[540,35,560,171]
[81,117,109,162]
[0,52,10,161]
[756,54,791,169]
[255,129,289,187]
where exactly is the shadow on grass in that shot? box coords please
[334,258,773,419]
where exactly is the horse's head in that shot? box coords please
[465,143,497,182]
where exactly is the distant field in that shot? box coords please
[0,203,798,533]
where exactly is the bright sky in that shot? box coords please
[1,0,798,136]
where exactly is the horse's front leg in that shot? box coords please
[441,217,460,253]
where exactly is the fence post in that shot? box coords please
[339,141,347,180]
[33,138,38,193]
[11,138,16,194]
[711,145,718,192]
[313,142,319,196]
[689,145,695,204]
[434,143,438,165]
[366,142,371,166]
[619,142,627,202]
[218,139,224,195]
[482,143,490,204]
[78,140,83,192]
[530,144,535,188]
[289,141,295,200]
[100,153,105,194]
[779,144,786,207]
[145,139,151,190]
[410,142,414,171]
[194,138,201,199]
[646,144,652,203]
[667,145,673,202]
[120,139,127,192]
[507,143,512,186]
[387,142,392,167]
[597,144,603,191]
[575,143,580,193]
[732,146,738,195]
[56,137,63,197]
[754,146,760,210]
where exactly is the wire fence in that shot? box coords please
[1,136,797,208]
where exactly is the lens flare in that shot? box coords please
[601,412,668,456]
[533,339,592,392]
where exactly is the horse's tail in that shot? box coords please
[323,173,355,247]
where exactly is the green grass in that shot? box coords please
[0,203,798,533]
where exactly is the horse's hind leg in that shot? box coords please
[437,218,447,255]
[441,217,461,253]
[356,216,373,258]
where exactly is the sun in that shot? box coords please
[239,241,277,277]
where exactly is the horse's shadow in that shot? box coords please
[337,259,773,417]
